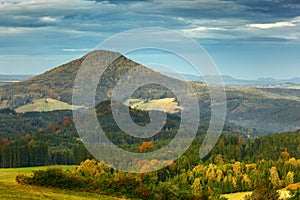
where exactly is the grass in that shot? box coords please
[222,191,252,200]
[0,100,8,109]
[15,98,82,113]
[222,189,292,200]
[0,166,122,200]
[126,97,181,113]
[287,85,300,89]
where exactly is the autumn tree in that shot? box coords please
[139,141,154,153]
[269,166,282,188]
[281,151,290,159]
[284,171,294,186]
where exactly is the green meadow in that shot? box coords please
[0,166,121,200]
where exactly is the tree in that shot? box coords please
[214,154,224,165]
[191,178,209,199]
[1,138,9,146]
[250,176,279,200]
[284,171,294,186]
[139,142,154,153]
[281,151,290,159]
[269,166,282,188]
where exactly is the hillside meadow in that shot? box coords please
[0,166,121,200]
[15,98,82,113]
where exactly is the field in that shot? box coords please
[126,97,181,113]
[0,166,121,200]
[222,189,291,200]
[222,191,252,200]
[15,98,82,113]
[0,100,8,109]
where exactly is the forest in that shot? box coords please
[15,138,300,199]
[0,101,300,199]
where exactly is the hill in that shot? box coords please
[0,50,299,134]
[0,51,120,107]
[0,50,169,108]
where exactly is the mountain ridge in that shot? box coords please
[160,72,300,87]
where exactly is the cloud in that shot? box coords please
[62,48,91,52]
[247,21,296,29]
[230,0,300,20]
[40,16,58,23]
[191,27,226,31]
[0,0,300,58]
[129,0,248,19]
[0,0,299,79]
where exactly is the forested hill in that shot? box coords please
[0,50,299,134]
[0,50,154,107]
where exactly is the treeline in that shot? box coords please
[206,131,300,163]
[0,108,72,137]
[0,141,48,168]
[0,138,92,168]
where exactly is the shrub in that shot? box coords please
[16,168,86,189]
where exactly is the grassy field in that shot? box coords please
[0,166,121,200]
[222,191,252,200]
[222,189,292,200]
[0,100,8,109]
[15,98,82,113]
[126,97,181,113]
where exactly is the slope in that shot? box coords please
[0,50,299,134]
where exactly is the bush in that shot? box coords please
[16,168,86,189]
[16,166,154,199]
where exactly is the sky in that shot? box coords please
[0,0,299,79]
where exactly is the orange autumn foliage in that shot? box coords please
[50,123,56,133]
[1,138,9,146]
[62,117,71,128]
[139,142,154,153]
[28,139,35,146]
[281,151,290,159]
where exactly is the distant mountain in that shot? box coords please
[290,77,300,83]
[0,50,299,134]
[0,74,33,80]
[161,72,300,87]
[0,74,33,85]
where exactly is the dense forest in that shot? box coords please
[1,93,300,199]
[16,137,300,199]
[0,100,299,168]
[1,103,300,199]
